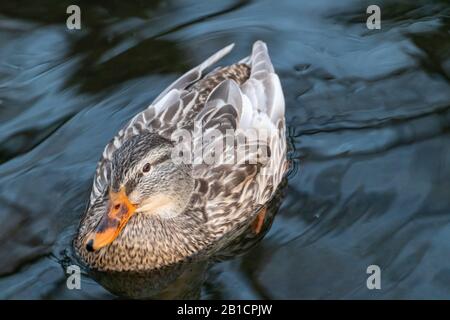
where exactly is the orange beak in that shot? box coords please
[85,187,136,252]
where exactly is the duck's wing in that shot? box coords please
[189,41,288,230]
[89,44,236,207]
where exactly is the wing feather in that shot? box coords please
[193,41,287,233]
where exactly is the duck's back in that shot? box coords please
[88,41,287,250]
[191,63,251,102]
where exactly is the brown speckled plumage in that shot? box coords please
[74,41,287,273]
[192,64,251,105]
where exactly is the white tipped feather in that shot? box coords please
[206,79,242,115]
[199,43,235,70]
[152,43,235,105]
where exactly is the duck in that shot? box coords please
[74,40,288,272]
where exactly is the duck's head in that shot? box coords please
[78,132,194,257]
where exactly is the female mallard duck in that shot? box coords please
[74,41,288,272]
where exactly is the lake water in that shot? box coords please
[0,0,449,299]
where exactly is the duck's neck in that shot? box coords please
[80,210,211,272]
[138,162,195,218]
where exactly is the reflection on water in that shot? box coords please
[0,0,449,299]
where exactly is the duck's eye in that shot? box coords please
[142,163,151,173]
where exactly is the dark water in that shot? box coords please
[0,0,449,299]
